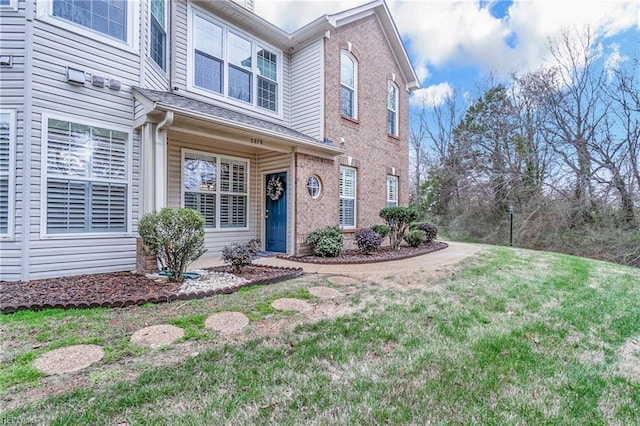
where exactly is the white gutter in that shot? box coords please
[154,111,174,211]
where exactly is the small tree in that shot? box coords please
[138,208,207,282]
[221,240,260,273]
[379,207,419,250]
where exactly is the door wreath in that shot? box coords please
[267,176,284,201]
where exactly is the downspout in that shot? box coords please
[21,1,35,281]
[154,111,174,211]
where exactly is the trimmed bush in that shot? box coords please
[416,222,438,243]
[138,208,207,282]
[354,228,383,254]
[404,229,426,247]
[306,226,343,257]
[371,224,391,238]
[379,207,420,250]
[222,240,260,273]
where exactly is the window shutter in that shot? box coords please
[91,183,127,232]
[0,115,9,234]
[47,179,88,233]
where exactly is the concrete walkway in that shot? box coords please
[190,241,483,280]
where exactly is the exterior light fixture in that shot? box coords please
[66,67,86,85]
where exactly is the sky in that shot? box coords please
[254,0,640,108]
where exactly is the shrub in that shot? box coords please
[404,229,426,247]
[354,228,383,254]
[306,226,343,257]
[221,240,260,273]
[416,222,438,242]
[138,208,207,282]
[379,207,420,250]
[370,224,391,238]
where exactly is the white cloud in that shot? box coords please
[254,0,639,82]
[411,82,454,107]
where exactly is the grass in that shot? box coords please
[1,246,640,424]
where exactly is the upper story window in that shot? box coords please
[387,175,398,207]
[0,110,15,238]
[53,0,127,42]
[340,51,357,119]
[0,0,17,11]
[191,9,280,113]
[150,0,166,70]
[43,116,130,236]
[387,81,399,136]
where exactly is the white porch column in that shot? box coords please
[154,111,174,211]
[141,122,155,215]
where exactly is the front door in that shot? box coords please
[265,172,287,252]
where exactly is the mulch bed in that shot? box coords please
[0,265,302,314]
[281,241,448,264]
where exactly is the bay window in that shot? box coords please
[192,9,280,112]
[44,117,129,235]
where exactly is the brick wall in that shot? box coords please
[293,15,411,255]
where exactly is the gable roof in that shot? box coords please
[204,0,420,92]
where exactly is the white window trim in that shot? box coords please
[387,175,398,207]
[148,0,168,73]
[339,166,357,229]
[40,113,133,239]
[181,148,250,232]
[388,81,399,137]
[0,0,18,12]
[0,109,16,240]
[340,50,358,120]
[36,0,140,53]
[186,4,283,119]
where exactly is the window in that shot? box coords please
[340,51,357,119]
[183,151,248,229]
[150,0,166,70]
[0,110,14,237]
[192,9,280,112]
[44,117,129,235]
[0,0,17,11]
[339,166,356,228]
[53,0,127,42]
[387,175,398,207]
[387,81,399,136]
[306,175,321,199]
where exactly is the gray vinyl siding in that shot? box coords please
[289,39,324,140]
[19,5,143,280]
[0,0,26,281]
[141,0,170,91]
[174,0,189,91]
[166,131,261,255]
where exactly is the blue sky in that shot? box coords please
[255,0,640,108]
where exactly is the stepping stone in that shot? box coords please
[130,324,185,349]
[205,311,249,333]
[33,344,104,375]
[271,298,312,313]
[327,276,358,286]
[309,286,342,299]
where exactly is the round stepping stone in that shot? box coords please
[33,344,104,375]
[309,286,342,299]
[130,324,185,349]
[271,298,312,313]
[205,311,249,333]
[327,276,358,286]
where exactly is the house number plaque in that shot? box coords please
[250,138,263,145]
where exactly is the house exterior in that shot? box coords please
[0,0,419,282]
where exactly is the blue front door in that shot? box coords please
[265,172,287,252]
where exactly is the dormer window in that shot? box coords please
[340,51,357,119]
[191,8,280,113]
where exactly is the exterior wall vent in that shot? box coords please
[66,67,86,85]
[0,55,12,67]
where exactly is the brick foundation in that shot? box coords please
[136,237,158,274]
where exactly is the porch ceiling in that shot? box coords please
[133,87,343,159]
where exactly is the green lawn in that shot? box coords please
[2,246,639,424]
